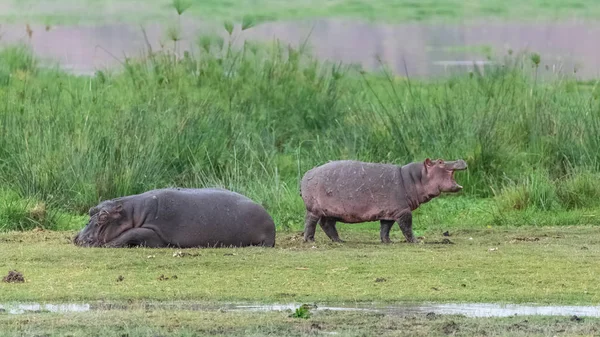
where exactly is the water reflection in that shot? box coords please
[1,301,599,318]
[0,19,598,79]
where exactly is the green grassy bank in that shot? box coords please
[2,31,600,233]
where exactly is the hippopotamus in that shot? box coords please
[300,158,467,243]
[73,188,276,248]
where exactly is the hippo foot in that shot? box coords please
[331,238,345,243]
[381,239,393,244]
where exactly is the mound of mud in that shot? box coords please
[2,270,25,283]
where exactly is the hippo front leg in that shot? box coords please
[104,228,166,248]
[397,213,418,243]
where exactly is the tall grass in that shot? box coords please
[1,32,600,231]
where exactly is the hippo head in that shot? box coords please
[73,202,128,247]
[421,158,468,195]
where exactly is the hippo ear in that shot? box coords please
[424,158,434,168]
[89,206,100,217]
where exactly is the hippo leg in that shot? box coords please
[319,217,344,243]
[380,220,394,243]
[303,212,319,242]
[397,213,418,243]
[104,228,166,248]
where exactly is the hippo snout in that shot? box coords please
[446,159,467,171]
[452,160,467,170]
[73,233,96,247]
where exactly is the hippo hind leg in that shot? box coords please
[303,212,319,242]
[104,228,166,248]
[319,217,344,243]
[397,213,418,243]
[380,220,394,243]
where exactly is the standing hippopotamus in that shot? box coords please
[73,188,276,248]
[300,158,467,243]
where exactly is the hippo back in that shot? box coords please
[140,188,275,248]
[300,160,407,223]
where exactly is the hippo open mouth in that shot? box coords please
[447,160,468,190]
[451,170,463,189]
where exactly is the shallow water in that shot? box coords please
[1,18,599,79]
[1,301,599,318]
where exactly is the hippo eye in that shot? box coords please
[98,212,108,222]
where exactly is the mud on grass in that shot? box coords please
[1,308,599,337]
[1,227,600,304]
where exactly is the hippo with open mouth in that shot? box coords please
[300,158,467,243]
[74,188,276,248]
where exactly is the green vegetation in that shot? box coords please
[1,308,599,337]
[2,228,599,304]
[2,0,600,25]
[1,29,600,233]
[2,5,600,334]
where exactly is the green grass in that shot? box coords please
[1,309,599,336]
[2,228,600,304]
[2,0,600,25]
[2,34,600,232]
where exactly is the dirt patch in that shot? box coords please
[443,231,450,237]
[425,239,454,245]
[157,274,178,281]
[116,275,124,282]
[442,320,459,334]
[2,270,25,283]
[375,277,387,283]
[571,315,584,322]
[285,232,305,242]
[509,237,541,243]
[172,251,200,257]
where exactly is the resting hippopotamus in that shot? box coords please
[300,158,467,243]
[73,188,276,248]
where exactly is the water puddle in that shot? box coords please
[1,301,599,318]
[1,18,599,79]
[0,303,90,314]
